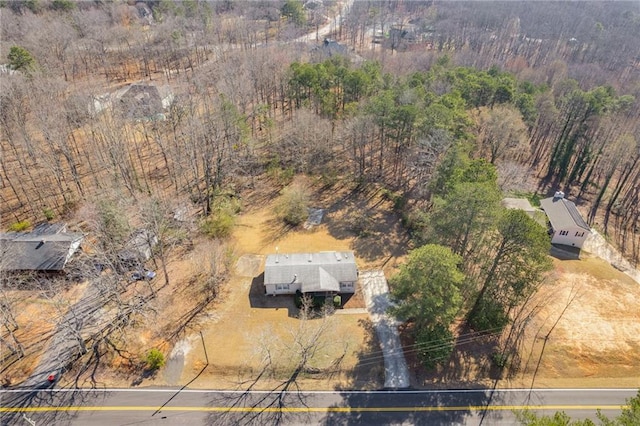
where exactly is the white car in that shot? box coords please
[130,270,156,281]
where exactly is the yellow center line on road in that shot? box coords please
[0,405,627,413]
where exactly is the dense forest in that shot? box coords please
[2,0,638,263]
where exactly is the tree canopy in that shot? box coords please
[7,46,36,73]
[389,244,465,367]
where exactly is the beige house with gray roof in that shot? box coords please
[264,251,357,296]
[540,192,591,249]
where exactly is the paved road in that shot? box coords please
[294,0,355,43]
[1,388,634,425]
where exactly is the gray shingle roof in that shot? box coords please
[540,196,590,231]
[264,251,357,293]
[0,231,83,271]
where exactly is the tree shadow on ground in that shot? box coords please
[130,368,157,387]
[259,216,295,249]
[336,318,385,390]
[322,185,410,264]
[0,383,110,426]
[321,388,499,426]
[405,322,502,387]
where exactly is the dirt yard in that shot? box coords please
[514,256,640,387]
[162,179,406,390]
[4,178,640,391]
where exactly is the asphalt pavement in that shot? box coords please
[1,387,635,426]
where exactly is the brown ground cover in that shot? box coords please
[3,177,640,391]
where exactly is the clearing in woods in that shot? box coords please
[4,179,640,390]
[145,182,640,390]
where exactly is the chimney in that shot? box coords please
[308,253,313,262]
[554,190,565,200]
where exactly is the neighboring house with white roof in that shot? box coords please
[264,251,357,296]
[540,192,591,249]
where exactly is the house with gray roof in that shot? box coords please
[540,192,591,249]
[0,223,83,272]
[264,251,357,296]
[91,83,174,120]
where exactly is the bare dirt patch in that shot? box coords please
[395,257,640,390]
[517,257,640,384]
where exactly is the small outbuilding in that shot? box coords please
[118,229,158,266]
[540,192,591,249]
[264,251,357,296]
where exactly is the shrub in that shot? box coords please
[381,188,405,211]
[145,348,165,371]
[333,295,342,308]
[319,169,339,188]
[492,352,508,369]
[51,0,75,11]
[200,209,235,238]
[43,208,55,221]
[416,323,455,369]
[275,184,309,226]
[266,159,295,186]
[8,220,30,232]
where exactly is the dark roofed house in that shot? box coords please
[0,223,83,272]
[91,83,174,120]
[264,251,357,296]
[117,84,174,120]
[310,38,354,62]
[540,192,591,249]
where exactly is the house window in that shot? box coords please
[575,231,584,237]
[559,230,569,236]
[276,284,290,291]
[341,282,354,289]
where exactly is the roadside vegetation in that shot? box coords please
[517,389,640,425]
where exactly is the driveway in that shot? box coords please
[359,270,410,389]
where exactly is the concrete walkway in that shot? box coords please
[359,270,410,389]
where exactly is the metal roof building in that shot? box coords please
[540,193,591,248]
[0,224,83,272]
[264,251,357,295]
